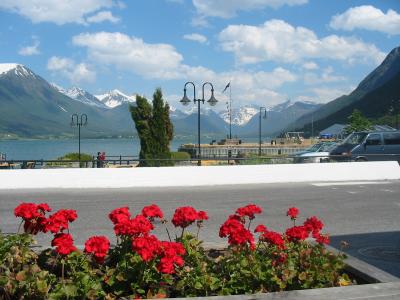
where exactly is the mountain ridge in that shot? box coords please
[290,45,400,133]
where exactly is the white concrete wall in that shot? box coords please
[0,162,399,189]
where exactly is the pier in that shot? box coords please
[178,139,311,158]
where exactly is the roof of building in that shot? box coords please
[320,124,396,136]
[320,124,346,136]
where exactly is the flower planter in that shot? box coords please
[160,245,400,300]
[4,202,399,299]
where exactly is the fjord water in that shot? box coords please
[0,138,192,160]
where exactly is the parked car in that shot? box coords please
[293,142,338,163]
[329,131,400,162]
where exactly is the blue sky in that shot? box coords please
[1,0,399,110]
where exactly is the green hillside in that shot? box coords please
[0,66,135,138]
[299,72,400,134]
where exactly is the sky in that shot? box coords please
[1,0,400,110]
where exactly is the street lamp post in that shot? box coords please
[395,99,399,130]
[180,82,218,166]
[71,113,87,163]
[258,107,267,156]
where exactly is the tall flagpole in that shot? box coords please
[229,83,232,139]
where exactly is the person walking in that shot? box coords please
[96,152,101,168]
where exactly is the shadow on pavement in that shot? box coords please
[331,231,400,278]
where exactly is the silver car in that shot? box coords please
[293,142,338,163]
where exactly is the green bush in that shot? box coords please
[57,152,93,162]
[46,152,93,168]
[171,151,191,160]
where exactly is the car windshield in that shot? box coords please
[320,142,337,151]
[341,132,368,145]
[306,143,322,152]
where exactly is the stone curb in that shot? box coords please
[170,282,400,300]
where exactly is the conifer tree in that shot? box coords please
[130,88,173,167]
[345,109,373,134]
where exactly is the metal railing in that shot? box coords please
[0,154,399,169]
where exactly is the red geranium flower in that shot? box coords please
[132,235,161,262]
[129,215,154,236]
[219,217,255,249]
[287,207,299,220]
[313,232,330,245]
[157,241,186,274]
[15,203,41,220]
[44,209,77,233]
[14,202,52,235]
[285,225,309,241]
[51,233,76,255]
[113,219,132,236]
[235,204,262,220]
[142,204,163,220]
[261,230,286,249]
[304,216,324,234]
[171,206,199,228]
[109,207,131,225]
[37,203,52,213]
[84,236,110,263]
[197,210,208,221]
[254,224,267,233]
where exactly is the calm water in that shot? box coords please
[0,136,264,160]
[0,138,193,160]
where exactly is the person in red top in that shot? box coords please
[99,152,106,168]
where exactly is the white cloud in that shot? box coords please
[309,86,355,103]
[86,11,120,23]
[191,16,210,27]
[219,19,386,65]
[0,0,115,25]
[47,56,96,84]
[171,67,296,107]
[72,31,297,106]
[302,61,318,70]
[72,32,184,79]
[183,33,208,44]
[192,0,308,18]
[18,40,40,56]
[330,5,400,35]
[304,67,346,85]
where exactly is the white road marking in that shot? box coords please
[312,181,392,187]
[381,189,395,193]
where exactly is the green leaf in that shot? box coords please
[194,281,203,290]
[36,279,48,294]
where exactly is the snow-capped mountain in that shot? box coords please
[169,105,188,119]
[53,85,108,109]
[0,63,37,78]
[218,105,258,126]
[181,105,215,116]
[95,89,136,108]
[270,99,318,113]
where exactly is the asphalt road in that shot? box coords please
[1,180,400,276]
